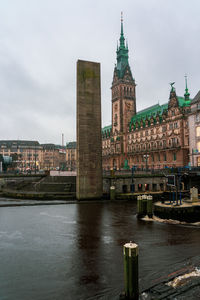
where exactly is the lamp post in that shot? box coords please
[131,166,136,193]
[192,149,194,167]
[34,143,37,174]
[143,154,149,171]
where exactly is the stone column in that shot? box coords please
[76,60,102,200]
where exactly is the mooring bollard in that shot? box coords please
[146,195,153,217]
[110,186,116,200]
[123,242,139,300]
[137,196,143,217]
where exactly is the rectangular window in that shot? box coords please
[197,142,200,152]
[173,153,176,161]
[169,123,173,130]
[196,114,200,122]
[196,127,200,137]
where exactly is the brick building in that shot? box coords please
[102,17,192,170]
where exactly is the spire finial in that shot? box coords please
[185,74,188,90]
[184,74,190,100]
[121,11,124,36]
[119,11,125,48]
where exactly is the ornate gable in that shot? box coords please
[123,65,133,82]
[168,83,179,109]
[112,67,119,85]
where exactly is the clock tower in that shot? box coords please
[111,14,136,135]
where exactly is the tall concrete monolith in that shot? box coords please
[76,60,102,200]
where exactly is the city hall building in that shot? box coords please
[102,17,193,170]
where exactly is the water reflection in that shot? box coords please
[76,203,103,286]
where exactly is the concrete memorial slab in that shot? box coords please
[76,60,102,200]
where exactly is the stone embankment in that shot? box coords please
[154,201,200,223]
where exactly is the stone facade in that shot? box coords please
[76,60,102,200]
[102,19,192,170]
[103,175,167,195]
[0,140,42,171]
[40,144,66,170]
[0,140,67,171]
[66,142,77,171]
[188,91,200,166]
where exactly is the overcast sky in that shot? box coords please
[0,0,199,145]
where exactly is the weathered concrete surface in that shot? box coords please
[76,60,102,200]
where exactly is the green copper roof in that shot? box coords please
[129,96,191,131]
[131,103,168,122]
[116,15,129,79]
[177,96,191,107]
[102,125,112,137]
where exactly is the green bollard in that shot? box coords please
[137,196,143,217]
[123,242,139,300]
[146,195,153,217]
[110,186,116,200]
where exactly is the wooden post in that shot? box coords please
[123,242,139,300]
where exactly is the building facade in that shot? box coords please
[102,18,192,170]
[188,91,200,166]
[66,142,77,171]
[40,144,66,170]
[0,140,67,172]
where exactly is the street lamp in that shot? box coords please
[143,154,149,171]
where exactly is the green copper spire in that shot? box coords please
[184,75,190,100]
[120,12,125,48]
[116,12,129,78]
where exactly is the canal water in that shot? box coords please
[0,201,200,300]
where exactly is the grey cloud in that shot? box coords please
[0,0,199,144]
